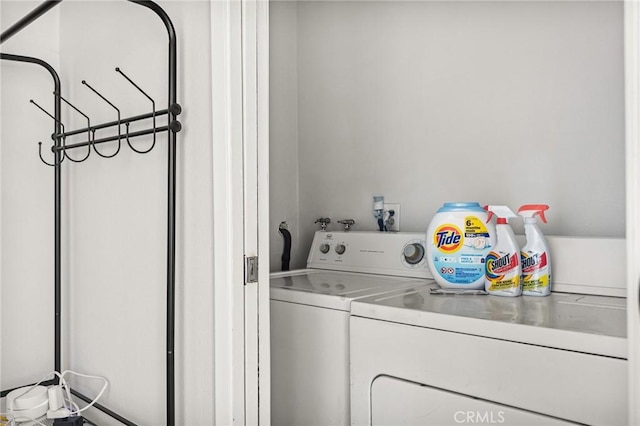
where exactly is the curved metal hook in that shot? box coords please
[115,67,156,154]
[30,99,65,167]
[54,92,91,163]
[38,141,65,166]
[82,80,121,158]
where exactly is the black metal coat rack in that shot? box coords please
[0,1,181,425]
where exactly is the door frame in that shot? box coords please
[244,0,271,424]
[210,0,270,424]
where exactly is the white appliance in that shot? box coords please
[270,231,432,426]
[350,285,627,425]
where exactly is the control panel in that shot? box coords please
[307,231,432,279]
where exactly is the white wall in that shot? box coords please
[270,0,625,269]
[0,0,60,392]
[269,0,301,271]
[1,1,215,423]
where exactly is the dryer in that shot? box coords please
[270,231,432,426]
[350,285,627,425]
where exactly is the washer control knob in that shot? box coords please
[403,243,425,265]
[320,243,331,254]
[335,244,346,255]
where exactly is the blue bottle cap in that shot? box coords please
[437,202,484,213]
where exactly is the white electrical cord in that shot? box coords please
[7,370,109,423]
[59,370,109,414]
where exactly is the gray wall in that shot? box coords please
[270,0,625,271]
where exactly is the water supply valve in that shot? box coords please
[314,217,331,231]
[338,219,355,232]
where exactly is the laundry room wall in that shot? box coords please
[1,1,216,423]
[0,0,60,393]
[270,0,301,272]
[270,0,625,269]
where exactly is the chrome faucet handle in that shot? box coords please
[314,217,331,231]
[337,219,355,232]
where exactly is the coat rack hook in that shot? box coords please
[81,80,121,158]
[54,92,91,163]
[38,141,65,166]
[31,99,65,166]
[115,67,156,154]
[30,98,60,123]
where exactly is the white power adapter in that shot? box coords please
[48,386,64,410]
[46,386,72,419]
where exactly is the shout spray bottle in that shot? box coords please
[484,206,522,297]
[518,204,552,296]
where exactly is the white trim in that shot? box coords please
[242,0,260,423]
[210,0,269,423]
[211,0,247,424]
[625,1,640,424]
[241,0,271,423]
[257,0,271,424]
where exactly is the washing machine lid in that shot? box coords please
[351,285,626,358]
[270,269,430,311]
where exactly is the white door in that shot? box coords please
[211,0,270,424]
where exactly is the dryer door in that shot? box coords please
[371,376,577,426]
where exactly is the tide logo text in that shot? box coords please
[434,225,463,253]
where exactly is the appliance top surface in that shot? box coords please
[269,231,433,310]
[351,284,627,358]
[270,269,429,298]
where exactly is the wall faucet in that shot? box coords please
[314,217,331,231]
[338,219,355,232]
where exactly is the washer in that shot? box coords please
[350,285,627,426]
[270,231,431,426]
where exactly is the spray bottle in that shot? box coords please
[484,206,522,296]
[517,204,552,296]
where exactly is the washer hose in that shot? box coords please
[279,223,292,271]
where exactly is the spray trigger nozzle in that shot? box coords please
[517,204,549,223]
[484,208,494,223]
[484,205,517,224]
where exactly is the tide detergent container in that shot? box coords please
[426,202,495,289]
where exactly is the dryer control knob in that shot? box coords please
[320,243,331,254]
[335,244,346,255]
[403,243,425,265]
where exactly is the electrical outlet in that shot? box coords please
[384,203,400,232]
